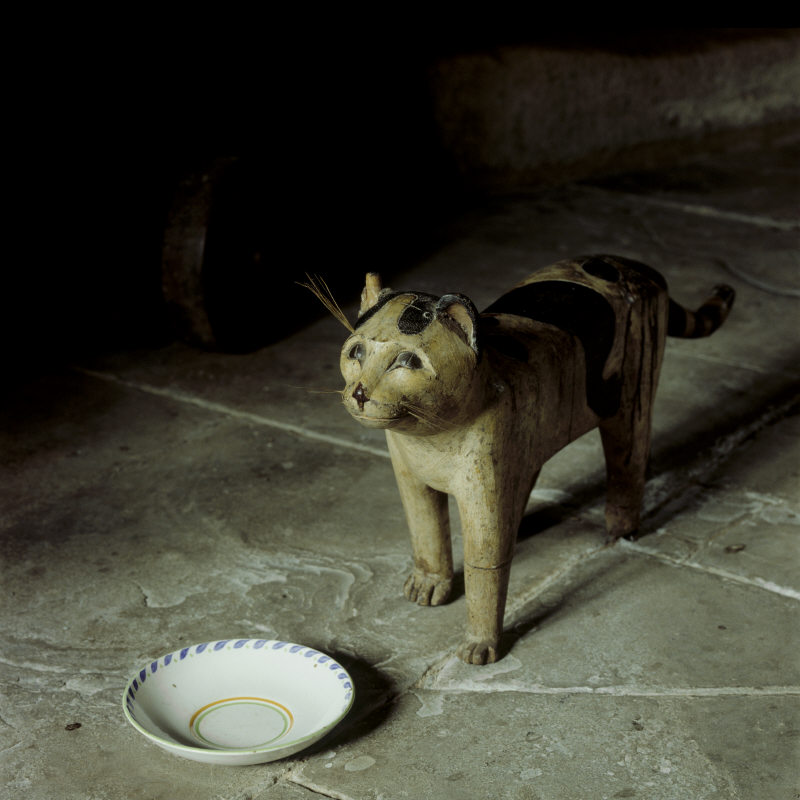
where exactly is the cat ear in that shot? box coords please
[359,273,383,316]
[436,294,480,355]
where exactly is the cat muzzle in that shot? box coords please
[347,383,409,428]
[352,382,370,411]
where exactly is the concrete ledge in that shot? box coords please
[429,29,800,188]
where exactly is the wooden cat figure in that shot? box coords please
[338,255,735,664]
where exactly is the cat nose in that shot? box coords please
[352,382,370,411]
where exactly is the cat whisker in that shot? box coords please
[297,274,355,332]
[403,402,455,432]
[289,385,346,396]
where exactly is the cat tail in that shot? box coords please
[667,284,736,339]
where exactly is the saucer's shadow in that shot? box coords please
[297,649,397,758]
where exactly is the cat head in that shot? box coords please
[340,276,481,433]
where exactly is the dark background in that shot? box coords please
[8,28,795,368]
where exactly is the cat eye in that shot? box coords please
[390,351,423,370]
[348,343,365,361]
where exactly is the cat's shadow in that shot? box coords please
[499,546,622,658]
[517,502,589,543]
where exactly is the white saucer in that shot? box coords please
[122,639,354,765]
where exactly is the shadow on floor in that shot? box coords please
[298,648,399,758]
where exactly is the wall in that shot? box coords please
[428,29,800,189]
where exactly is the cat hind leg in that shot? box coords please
[598,412,650,540]
[599,294,666,541]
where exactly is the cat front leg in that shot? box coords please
[459,560,512,664]
[457,482,520,665]
[386,437,453,606]
[400,483,453,606]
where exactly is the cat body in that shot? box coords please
[339,255,734,664]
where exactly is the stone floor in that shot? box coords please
[2,130,798,799]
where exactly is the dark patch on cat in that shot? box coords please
[581,256,620,283]
[355,291,439,332]
[484,281,620,417]
[398,295,438,335]
[356,290,480,346]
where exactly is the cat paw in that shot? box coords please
[403,571,452,606]
[458,639,500,665]
[604,503,640,541]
